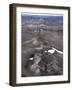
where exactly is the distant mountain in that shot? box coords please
[22,15,63,26]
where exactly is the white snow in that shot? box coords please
[48,49,55,54]
[29,57,34,60]
[52,48,63,54]
[47,47,63,54]
[44,50,47,53]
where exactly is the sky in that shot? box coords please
[21,13,63,25]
